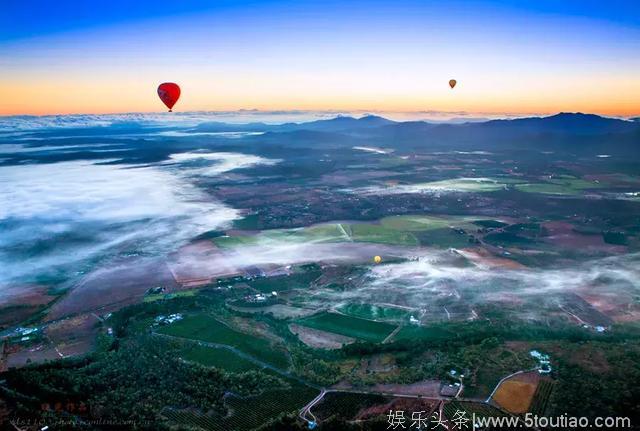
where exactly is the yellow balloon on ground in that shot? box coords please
[449,79,457,89]
[374,255,382,264]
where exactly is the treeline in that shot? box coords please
[1,335,284,429]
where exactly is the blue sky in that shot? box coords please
[3,0,639,42]
[1,0,639,115]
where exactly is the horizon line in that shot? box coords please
[1,109,638,121]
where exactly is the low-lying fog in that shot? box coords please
[0,151,278,299]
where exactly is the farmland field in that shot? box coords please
[297,312,398,342]
[312,392,388,421]
[158,314,290,369]
[337,303,410,322]
[244,265,322,292]
[349,223,419,245]
[491,378,538,414]
[529,379,555,415]
[163,379,318,431]
[414,227,473,248]
[180,344,261,373]
[379,215,454,231]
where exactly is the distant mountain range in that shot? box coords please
[188,112,640,155]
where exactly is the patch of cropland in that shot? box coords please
[296,312,397,343]
[163,378,318,431]
[311,392,389,421]
[180,344,261,373]
[158,314,290,369]
[337,303,410,322]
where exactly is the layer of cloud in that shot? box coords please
[0,149,280,296]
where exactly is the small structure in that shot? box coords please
[530,350,552,374]
[147,286,165,295]
[440,384,459,397]
[14,327,38,337]
[154,313,183,325]
[244,266,265,279]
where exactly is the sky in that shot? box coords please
[1,0,639,116]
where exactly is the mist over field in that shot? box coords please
[1,111,639,315]
[0,146,280,295]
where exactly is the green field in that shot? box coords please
[337,303,410,322]
[407,177,510,193]
[515,177,603,196]
[414,227,474,248]
[214,223,347,249]
[379,215,453,231]
[245,265,322,292]
[143,289,197,303]
[349,223,419,245]
[180,344,261,373]
[213,214,487,251]
[158,314,289,369]
[393,325,454,342]
[297,312,397,343]
[473,219,509,228]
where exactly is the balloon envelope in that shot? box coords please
[157,83,181,111]
[449,79,457,89]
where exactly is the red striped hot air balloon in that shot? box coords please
[157,82,181,112]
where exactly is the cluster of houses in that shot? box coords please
[530,350,552,374]
[2,326,40,343]
[440,369,464,397]
[582,323,607,333]
[154,313,184,325]
[244,291,278,303]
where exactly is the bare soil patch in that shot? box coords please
[289,323,355,349]
[47,257,178,321]
[492,375,538,414]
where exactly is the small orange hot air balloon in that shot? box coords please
[157,82,181,112]
[449,79,457,89]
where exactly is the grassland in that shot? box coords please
[297,312,397,343]
[158,314,289,369]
